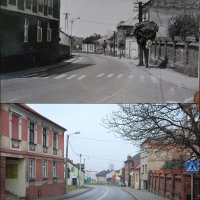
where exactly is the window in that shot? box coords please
[42,160,47,178]
[29,122,35,144]
[71,167,74,172]
[25,0,31,9]
[38,0,44,13]
[32,0,37,13]
[37,20,42,42]
[53,161,57,177]
[43,128,47,147]
[47,0,53,15]
[8,0,16,6]
[24,18,29,42]
[47,22,52,42]
[29,159,35,179]
[53,133,58,149]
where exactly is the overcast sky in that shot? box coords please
[28,104,139,172]
[60,0,140,38]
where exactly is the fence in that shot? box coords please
[149,170,200,200]
[149,37,199,77]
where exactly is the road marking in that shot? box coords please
[55,74,66,79]
[3,98,18,103]
[78,75,86,80]
[107,74,114,78]
[116,74,123,78]
[140,75,145,82]
[150,76,159,84]
[97,73,105,78]
[95,188,109,200]
[184,97,193,103]
[128,75,134,79]
[166,100,178,103]
[66,75,77,80]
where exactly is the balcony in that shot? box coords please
[11,138,21,149]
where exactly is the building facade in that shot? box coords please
[67,159,85,187]
[0,104,66,200]
[0,0,60,73]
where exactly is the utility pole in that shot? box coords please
[79,154,82,188]
[65,135,69,194]
[63,13,70,34]
[113,31,116,57]
[138,1,144,66]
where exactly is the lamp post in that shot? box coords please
[63,13,70,34]
[65,132,80,193]
[70,17,80,55]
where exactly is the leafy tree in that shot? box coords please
[161,159,185,170]
[103,104,200,161]
[168,14,199,41]
[133,21,159,67]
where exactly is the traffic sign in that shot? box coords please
[186,162,199,173]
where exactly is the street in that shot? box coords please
[63,185,134,200]
[1,53,197,103]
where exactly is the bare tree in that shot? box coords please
[103,104,200,161]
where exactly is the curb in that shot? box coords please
[121,188,139,200]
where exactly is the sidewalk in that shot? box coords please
[116,56,199,91]
[37,187,93,200]
[122,187,169,200]
[0,56,79,79]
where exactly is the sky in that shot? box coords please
[28,104,139,172]
[60,0,139,38]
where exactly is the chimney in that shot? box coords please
[127,155,131,160]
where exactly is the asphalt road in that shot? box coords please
[1,53,196,103]
[64,185,134,200]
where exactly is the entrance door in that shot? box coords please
[72,178,77,186]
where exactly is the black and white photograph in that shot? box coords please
[0,0,199,103]
[0,1,200,200]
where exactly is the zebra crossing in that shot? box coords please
[33,72,163,86]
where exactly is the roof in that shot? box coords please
[125,153,140,167]
[82,34,102,44]
[96,170,111,177]
[117,18,138,28]
[16,104,67,131]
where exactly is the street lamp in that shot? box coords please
[70,17,80,55]
[65,132,80,193]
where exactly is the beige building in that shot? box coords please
[67,160,85,187]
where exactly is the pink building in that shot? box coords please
[0,104,66,200]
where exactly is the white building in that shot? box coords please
[85,170,97,183]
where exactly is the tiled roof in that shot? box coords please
[96,170,111,177]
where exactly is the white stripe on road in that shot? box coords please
[54,74,66,79]
[66,75,77,80]
[107,74,114,78]
[140,75,145,82]
[150,76,159,84]
[96,73,105,78]
[116,74,123,78]
[128,75,134,79]
[95,188,109,200]
[78,75,86,80]
[169,87,176,96]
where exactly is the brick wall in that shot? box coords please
[0,157,6,200]
[149,37,199,77]
[149,170,200,200]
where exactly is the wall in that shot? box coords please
[149,37,199,77]
[1,7,60,73]
[0,157,6,200]
[59,31,71,59]
[149,170,200,200]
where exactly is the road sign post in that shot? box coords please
[186,162,199,200]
